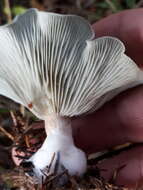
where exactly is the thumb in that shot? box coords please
[92,9,143,67]
[72,86,143,153]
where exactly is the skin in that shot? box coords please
[12,9,143,188]
[72,8,143,188]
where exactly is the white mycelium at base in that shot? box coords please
[29,115,87,179]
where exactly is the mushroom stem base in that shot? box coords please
[27,115,87,183]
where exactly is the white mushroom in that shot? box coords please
[0,8,143,183]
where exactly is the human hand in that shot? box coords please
[72,9,143,188]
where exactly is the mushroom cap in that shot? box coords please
[0,9,141,119]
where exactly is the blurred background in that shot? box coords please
[0,0,143,189]
[1,0,143,25]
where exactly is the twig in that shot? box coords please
[10,111,17,127]
[76,0,82,9]
[4,0,12,23]
[43,169,68,186]
[88,143,140,165]
[20,105,25,117]
[0,125,14,141]
[105,0,117,13]
[25,135,30,148]
[136,0,143,7]
[109,164,126,184]
[47,152,56,173]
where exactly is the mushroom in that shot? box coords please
[0,8,142,183]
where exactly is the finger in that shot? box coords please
[97,145,143,188]
[92,9,143,67]
[72,85,143,153]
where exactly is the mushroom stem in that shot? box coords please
[29,115,87,182]
[44,115,73,142]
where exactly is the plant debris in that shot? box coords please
[2,165,128,190]
[0,110,132,190]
